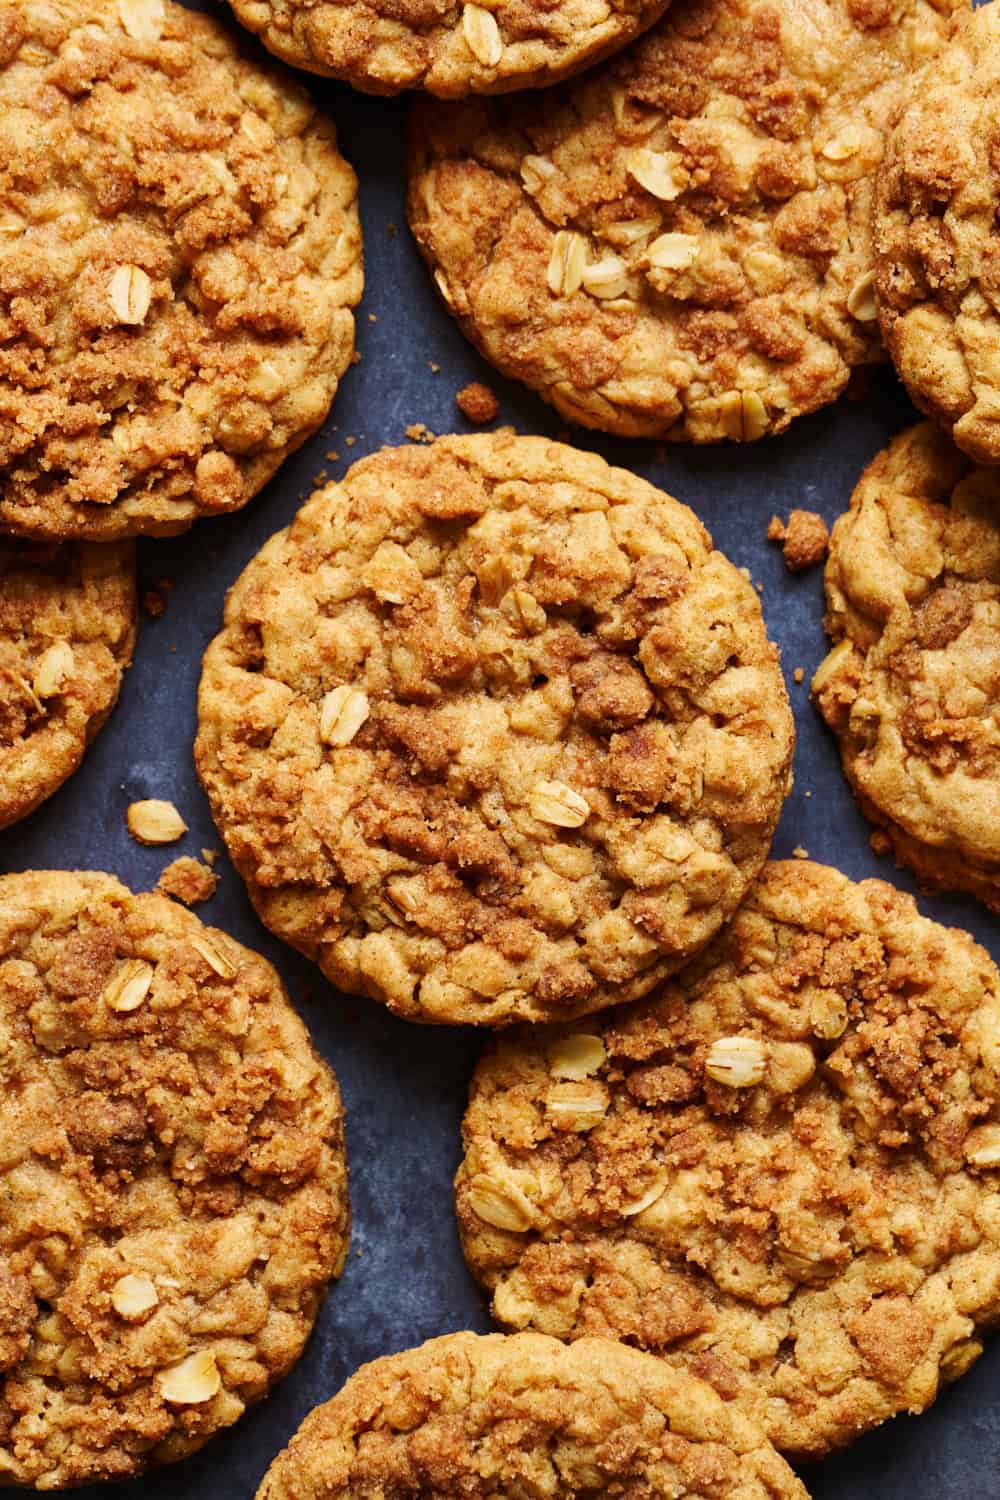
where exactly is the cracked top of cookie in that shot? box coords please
[408,0,965,444]
[0,0,362,541]
[814,421,1000,909]
[256,1331,809,1500]
[874,7,1000,463]
[0,870,349,1489]
[226,0,671,98]
[0,538,136,830]
[456,860,1000,1458]
[195,432,794,1027]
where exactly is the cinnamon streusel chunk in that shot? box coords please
[0,870,349,1488]
[456,860,1000,1456]
[195,432,794,1026]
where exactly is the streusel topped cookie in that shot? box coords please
[409,0,966,443]
[0,0,362,540]
[196,433,794,1026]
[0,871,349,1489]
[456,860,1000,1457]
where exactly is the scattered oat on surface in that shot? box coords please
[156,856,219,906]
[408,0,966,444]
[195,431,794,1027]
[255,1332,808,1500]
[0,0,362,541]
[224,0,670,98]
[456,381,500,424]
[0,870,349,1488]
[0,539,136,829]
[456,860,1000,1457]
[405,423,437,444]
[815,421,1000,909]
[874,6,1000,464]
[126,799,188,846]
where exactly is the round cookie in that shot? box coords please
[455,860,1000,1458]
[195,432,794,1027]
[408,0,966,444]
[0,539,136,828]
[0,0,362,541]
[873,7,1000,464]
[813,421,1000,909]
[0,870,349,1489]
[256,1331,810,1500]
[226,0,671,99]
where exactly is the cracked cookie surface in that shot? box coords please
[256,1331,809,1500]
[0,539,136,829]
[227,0,671,98]
[0,0,362,541]
[814,421,1000,908]
[195,432,794,1027]
[0,870,349,1489]
[408,0,965,443]
[873,7,1000,464]
[456,860,1000,1457]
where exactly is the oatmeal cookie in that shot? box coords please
[0,0,362,541]
[873,7,1000,464]
[456,860,1000,1458]
[814,421,1000,908]
[256,1331,809,1500]
[0,539,136,829]
[0,870,349,1489]
[226,0,670,98]
[408,0,966,444]
[195,432,794,1027]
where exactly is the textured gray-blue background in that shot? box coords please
[5,14,999,1494]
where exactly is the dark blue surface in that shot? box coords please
[6,20,999,1495]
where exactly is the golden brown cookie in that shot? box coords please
[408,0,966,443]
[0,0,362,541]
[874,7,1000,464]
[195,432,794,1026]
[255,1331,810,1500]
[0,539,136,828]
[455,860,1000,1458]
[814,421,1000,908]
[227,0,671,97]
[0,870,349,1489]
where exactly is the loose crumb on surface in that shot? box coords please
[201,847,220,867]
[768,510,830,572]
[456,381,499,424]
[126,799,187,846]
[141,576,174,620]
[870,830,892,856]
[794,667,805,683]
[405,422,437,444]
[157,856,218,906]
[792,845,809,859]
[429,362,441,373]
[326,450,340,462]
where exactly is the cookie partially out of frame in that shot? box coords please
[456,860,1000,1458]
[408,0,966,444]
[0,871,349,1489]
[195,431,794,1026]
[256,1331,810,1500]
[0,0,362,540]
[874,6,1000,464]
[814,421,1000,908]
[226,0,671,98]
[0,539,136,829]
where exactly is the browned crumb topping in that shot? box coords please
[456,381,500,424]
[156,857,219,906]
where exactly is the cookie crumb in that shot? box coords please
[405,422,437,444]
[157,856,219,906]
[126,799,187,846]
[201,847,220,867]
[794,667,805,683]
[429,362,441,374]
[456,382,499,424]
[768,510,830,572]
[141,576,174,620]
[345,435,356,447]
[870,829,893,856]
[326,450,340,463]
[792,845,809,859]
[368,313,377,323]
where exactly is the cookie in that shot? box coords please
[408,0,966,444]
[0,539,136,829]
[873,7,1000,464]
[227,0,670,98]
[0,0,362,541]
[455,860,1000,1458]
[255,1331,810,1500]
[195,432,794,1026]
[814,421,1000,908]
[0,871,349,1488]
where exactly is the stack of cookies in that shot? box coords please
[2,0,1000,1493]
